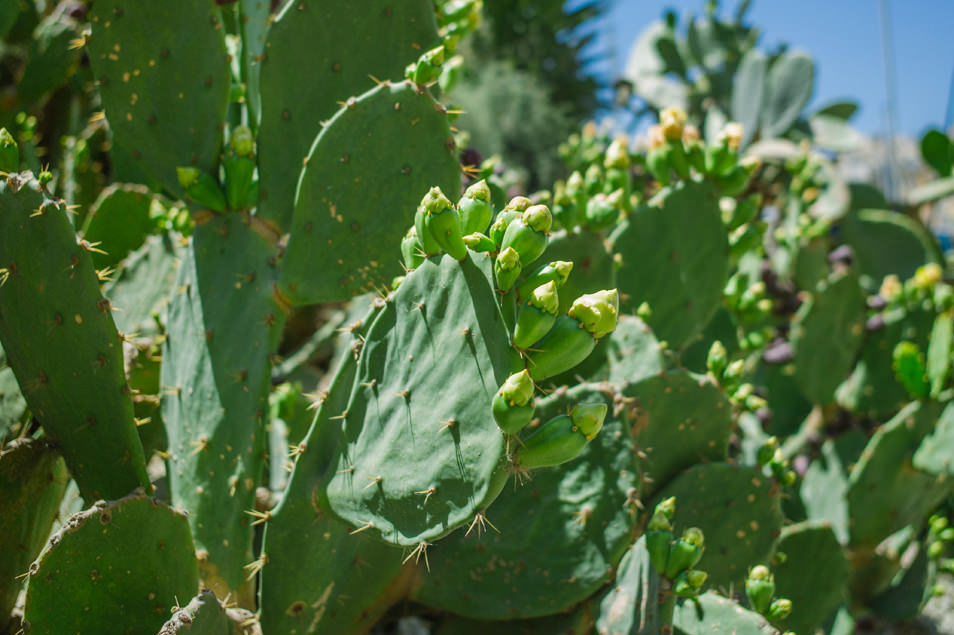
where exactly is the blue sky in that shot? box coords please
[592,0,954,137]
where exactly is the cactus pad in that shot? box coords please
[772,521,849,633]
[319,254,517,545]
[278,81,461,304]
[81,183,155,270]
[161,214,284,602]
[105,233,182,336]
[540,230,616,314]
[260,300,408,635]
[654,463,783,587]
[88,0,230,195]
[0,345,26,438]
[790,270,865,404]
[607,315,665,388]
[0,175,149,501]
[840,209,942,289]
[624,370,732,496]
[23,493,199,634]
[609,181,728,349]
[411,384,638,619]
[913,401,954,475]
[847,401,951,548]
[672,591,778,634]
[158,590,231,634]
[0,439,68,626]
[257,0,439,228]
[595,536,664,635]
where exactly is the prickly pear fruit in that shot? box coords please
[422,186,467,260]
[462,232,496,253]
[176,167,226,212]
[402,227,425,270]
[517,414,586,469]
[767,598,792,621]
[585,191,621,231]
[492,369,535,434]
[646,499,675,574]
[415,191,443,256]
[0,128,17,173]
[500,204,552,267]
[406,45,445,84]
[517,260,573,299]
[495,246,522,292]
[526,314,596,381]
[570,402,607,440]
[513,281,559,349]
[458,179,493,235]
[673,569,708,598]
[223,126,256,210]
[568,289,619,338]
[745,565,776,614]
[664,527,705,578]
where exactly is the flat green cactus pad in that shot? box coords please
[624,370,731,497]
[0,439,68,625]
[914,401,954,475]
[88,0,230,196]
[847,401,952,548]
[23,493,199,635]
[105,233,182,337]
[790,269,866,404]
[773,521,850,634]
[673,592,778,634]
[320,254,517,546]
[161,214,284,603]
[841,209,943,289]
[595,536,664,635]
[158,590,231,634]
[260,300,407,635]
[800,430,867,545]
[654,463,783,588]
[411,384,638,619]
[0,344,26,439]
[278,81,461,304]
[257,0,439,228]
[80,183,155,270]
[0,175,149,501]
[607,315,665,387]
[609,181,728,350]
[836,306,934,419]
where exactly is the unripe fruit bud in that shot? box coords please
[660,108,687,141]
[526,315,596,381]
[421,186,467,260]
[745,565,776,614]
[568,289,619,339]
[570,402,607,440]
[494,246,522,292]
[492,369,535,434]
[461,232,496,253]
[229,125,255,157]
[767,598,792,621]
[664,527,705,578]
[707,340,727,380]
[0,127,18,173]
[176,166,226,212]
[401,227,425,270]
[513,281,559,349]
[518,261,573,299]
[458,179,493,234]
[604,137,630,170]
[517,414,587,469]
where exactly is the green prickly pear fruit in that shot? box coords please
[517,260,574,299]
[664,527,705,578]
[401,227,425,270]
[604,137,630,171]
[176,166,226,212]
[566,170,586,209]
[551,180,580,230]
[500,204,552,267]
[568,289,619,339]
[421,186,467,260]
[893,340,928,398]
[495,246,522,292]
[458,179,493,234]
[766,598,792,621]
[719,157,760,196]
[513,281,559,349]
[756,437,779,467]
[569,402,607,440]
[492,369,535,434]
[406,45,445,84]
[645,125,671,184]
[525,314,596,381]
[672,569,707,598]
[647,502,675,575]
[745,565,776,614]
[224,125,256,210]
[584,163,603,196]
[489,198,529,248]
[585,191,620,231]
[415,187,449,256]
[707,340,728,380]
[462,232,496,253]
[706,122,742,176]
[0,127,17,173]
[517,414,586,469]
[38,168,53,186]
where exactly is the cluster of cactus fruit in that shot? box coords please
[3,0,954,634]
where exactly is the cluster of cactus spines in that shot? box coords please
[0,170,150,501]
[411,384,636,620]
[23,492,199,634]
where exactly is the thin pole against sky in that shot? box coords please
[878,0,900,200]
